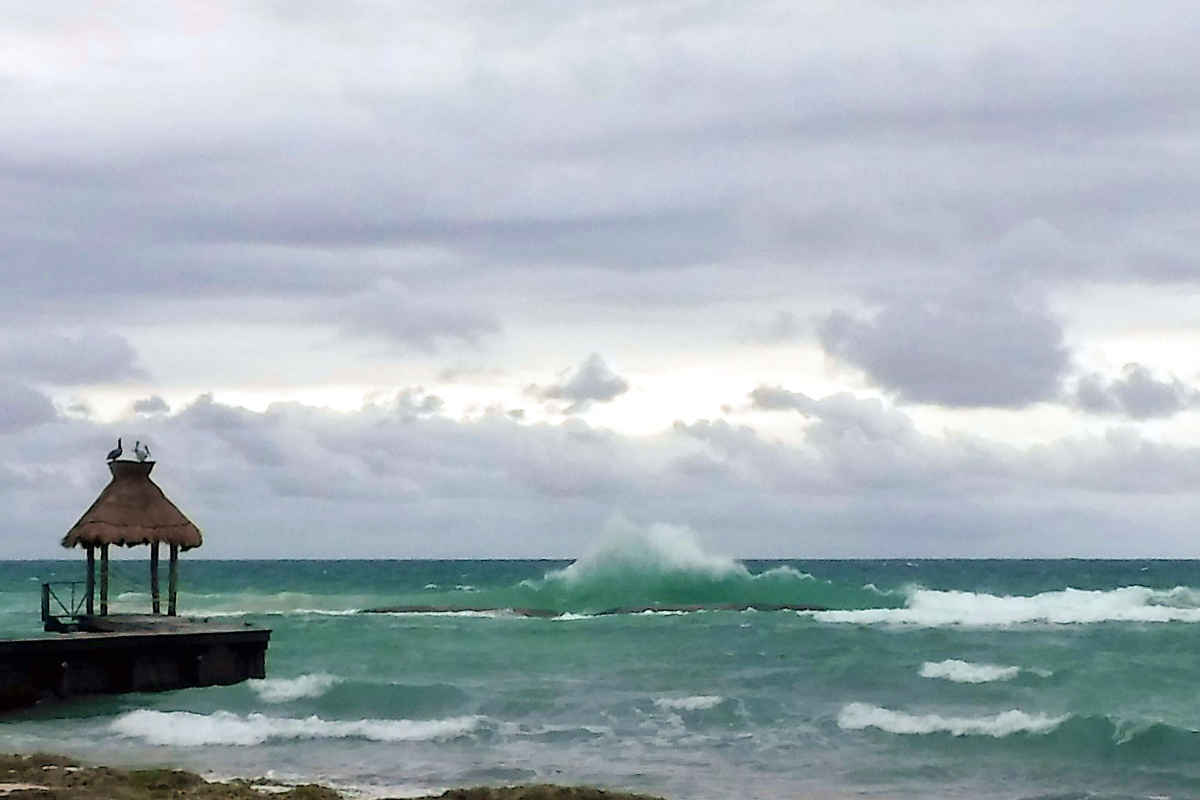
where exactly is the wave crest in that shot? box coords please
[249,674,341,703]
[919,660,1021,683]
[812,586,1200,626]
[653,695,725,711]
[496,518,880,613]
[838,703,1068,737]
[110,710,484,746]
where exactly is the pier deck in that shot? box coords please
[0,615,270,711]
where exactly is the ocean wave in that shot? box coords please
[249,673,341,703]
[810,586,1200,626]
[920,659,1021,683]
[653,695,725,711]
[110,709,483,746]
[496,518,880,613]
[838,703,1068,737]
[152,609,357,620]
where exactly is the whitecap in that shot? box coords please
[837,703,1067,737]
[653,695,724,711]
[111,709,484,746]
[919,659,1020,683]
[249,673,341,703]
[809,585,1200,627]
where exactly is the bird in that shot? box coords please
[134,441,151,462]
[106,438,122,462]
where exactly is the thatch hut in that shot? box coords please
[62,460,202,616]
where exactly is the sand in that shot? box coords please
[0,754,667,800]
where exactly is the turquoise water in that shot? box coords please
[3,542,1200,799]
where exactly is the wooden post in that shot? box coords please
[168,544,179,616]
[150,542,160,615]
[85,545,95,616]
[41,583,51,623]
[100,544,109,615]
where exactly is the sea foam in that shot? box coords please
[111,709,483,746]
[838,703,1068,737]
[653,695,725,711]
[249,673,341,703]
[919,659,1020,683]
[811,586,1200,626]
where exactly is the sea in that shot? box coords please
[3,532,1200,799]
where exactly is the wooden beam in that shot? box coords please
[168,544,179,616]
[150,542,160,615]
[85,546,95,616]
[99,544,109,615]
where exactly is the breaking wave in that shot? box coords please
[653,695,725,711]
[110,709,484,746]
[838,704,1200,762]
[494,519,887,613]
[811,586,1200,626]
[920,660,1021,683]
[838,703,1067,737]
[249,674,341,703]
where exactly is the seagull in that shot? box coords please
[134,441,151,462]
[106,438,122,462]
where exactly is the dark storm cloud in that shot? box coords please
[1070,364,1200,419]
[0,331,145,384]
[530,354,630,413]
[817,288,1070,408]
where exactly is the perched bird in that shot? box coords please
[134,441,151,462]
[106,438,122,462]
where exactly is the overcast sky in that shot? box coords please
[4,1,1200,558]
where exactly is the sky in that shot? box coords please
[3,1,1200,558]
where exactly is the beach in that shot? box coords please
[0,753,668,799]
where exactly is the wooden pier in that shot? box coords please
[0,615,270,711]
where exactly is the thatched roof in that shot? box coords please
[61,461,203,550]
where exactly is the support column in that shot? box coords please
[150,542,160,615]
[168,544,179,616]
[100,544,109,615]
[85,545,95,616]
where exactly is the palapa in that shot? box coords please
[61,460,202,551]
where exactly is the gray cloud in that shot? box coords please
[0,381,57,432]
[743,310,804,343]
[817,288,1070,408]
[0,331,145,384]
[3,0,1200,333]
[330,281,500,351]
[2,391,1200,557]
[530,354,630,413]
[749,385,816,413]
[4,3,1200,558]
[133,395,170,415]
[1071,363,1200,419]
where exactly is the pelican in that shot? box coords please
[106,438,122,462]
[134,441,151,462]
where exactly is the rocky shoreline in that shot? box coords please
[0,754,667,800]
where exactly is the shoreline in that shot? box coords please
[0,753,668,800]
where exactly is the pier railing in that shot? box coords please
[41,582,88,628]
